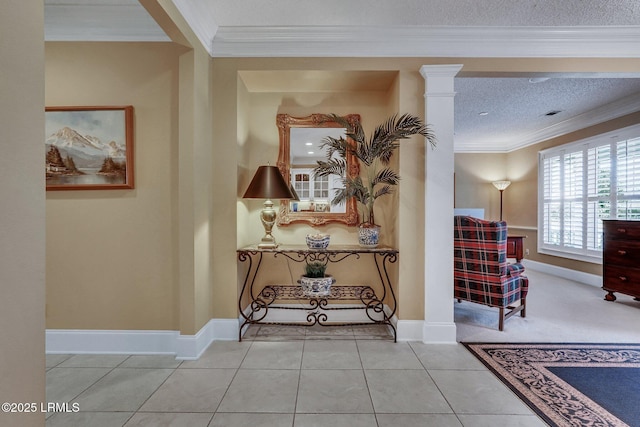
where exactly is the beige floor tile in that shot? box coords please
[119,355,182,369]
[366,369,453,414]
[124,412,213,426]
[46,354,72,369]
[357,341,423,369]
[409,342,486,370]
[72,368,174,412]
[210,413,294,427]
[57,354,129,368]
[217,369,299,413]
[240,341,303,369]
[46,411,133,427]
[294,413,378,427]
[296,369,373,414]
[180,341,251,369]
[46,367,111,404]
[301,340,361,369]
[456,414,548,426]
[376,414,463,427]
[140,369,236,412]
[429,370,535,415]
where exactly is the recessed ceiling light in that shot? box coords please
[479,112,489,116]
[307,151,314,155]
[305,142,313,146]
[529,77,550,83]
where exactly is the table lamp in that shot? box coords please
[243,165,296,248]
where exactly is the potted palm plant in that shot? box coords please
[313,113,436,247]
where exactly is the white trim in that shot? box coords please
[395,320,424,341]
[210,25,640,58]
[422,321,458,344]
[523,259,602,288]
[507,225,538,231]
[171,0,218,53]
[45,318,239,360]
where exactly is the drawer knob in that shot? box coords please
[619,276,628,281]
[617,228,627,233]
[618,250,627,256]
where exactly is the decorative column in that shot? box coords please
[420,64,463,343]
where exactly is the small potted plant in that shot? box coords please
[313,113,435,246]
[299,260,334,297]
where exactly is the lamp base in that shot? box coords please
[258,242,279,249]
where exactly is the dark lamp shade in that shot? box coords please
[243,165,296,200]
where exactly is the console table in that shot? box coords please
[237,245,398,341]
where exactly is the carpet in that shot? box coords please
[463,343,640,427]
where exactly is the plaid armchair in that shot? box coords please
[453,215,528,330]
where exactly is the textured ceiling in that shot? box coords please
[455,77,640,152]
[204,0,640,26]
[43,0,640,152]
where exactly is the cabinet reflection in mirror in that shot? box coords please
[276,113,360,226]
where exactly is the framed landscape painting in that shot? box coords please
[45,106,134,190]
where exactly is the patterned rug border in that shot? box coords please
[462,342,640,427]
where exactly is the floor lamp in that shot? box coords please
[492,180,511,221]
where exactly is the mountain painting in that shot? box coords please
[45,106,134,190]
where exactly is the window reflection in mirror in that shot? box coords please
[289,127,347,214]
[276,114,360,227]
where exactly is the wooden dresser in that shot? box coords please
[603,220,640,301]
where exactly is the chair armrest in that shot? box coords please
[506,262,525,276]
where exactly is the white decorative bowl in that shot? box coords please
[306,234,330,249]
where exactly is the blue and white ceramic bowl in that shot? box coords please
[306,234,330,249]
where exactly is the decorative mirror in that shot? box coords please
[276,113,360,226]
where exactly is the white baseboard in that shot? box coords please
[46,318,239,360]
[422,321,457,344]
[396,320,423,341]
[522,259,602,288]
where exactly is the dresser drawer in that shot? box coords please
[604,240,640,265]
[603,264,640,296]
[604,220,640,240]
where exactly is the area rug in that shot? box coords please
[463,343,640,427]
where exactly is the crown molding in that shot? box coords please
[454,93,640,153]
[171,0,218,53]
[210,25,640,58]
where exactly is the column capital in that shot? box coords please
[419,64,464,80]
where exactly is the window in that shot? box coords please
[538,124,640,262]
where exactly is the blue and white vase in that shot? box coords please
[299,275,335,297]
[358,224,380,248]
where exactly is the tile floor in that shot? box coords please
[46,323,546,427]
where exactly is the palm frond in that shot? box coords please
[319,135,349,160]
[313,158,346,179]
[373,185,394,200]
[371,167,400,187]
[370,113,436,163]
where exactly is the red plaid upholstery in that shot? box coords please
[454,216,528,330]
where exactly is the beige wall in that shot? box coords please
[45,42,187,330]
[43,41,640,336]
[0,2,46,426]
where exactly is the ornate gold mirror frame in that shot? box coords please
[276,113,360,226]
